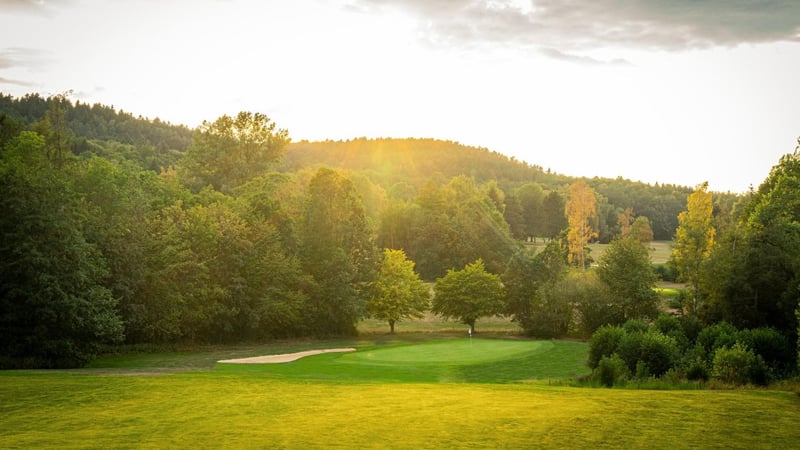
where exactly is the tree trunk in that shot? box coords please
[389,319,395,334]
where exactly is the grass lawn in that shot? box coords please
[2,337,799,448]
[588,240,673,265]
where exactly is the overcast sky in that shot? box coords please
[2,0,799,192]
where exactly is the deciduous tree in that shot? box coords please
[301,168,377,335]
[597,237,659,321]
[368,249,430,333]
[432,259,504,332]
[565,179,598,270]
[672,182,715,317]
[181,112,289,193]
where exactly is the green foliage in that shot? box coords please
[0,93,192,168]
[596,237,659,320]
[737,327,794,376]
[432,259,505,331]
[503,241,571,338]
[595,353,630,387]
[712,343,759,385]
[378,176,518,280]
[302,168,377,335]
[368,249,430,333]
[696,321,739,356]
[567,270,620,337]
[0,132,122,367]
[703,152,800,343]
[672,182,716,317]
[616,330,680,377]
[181,112,289,192]
[588,325,626,369]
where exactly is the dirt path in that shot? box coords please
[217,348,356,364]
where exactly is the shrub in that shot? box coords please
[596,353,629,387]
[638,331,680,377]
[653,313,681,335]
[588,325,626,369]
[622,319,649,334]
[738,327,793,375]
[654,313,690,351]
[697,321,738,356]
[678,315,703,343]
[712,343,756,385]
[683,345,710,381]
[686,357,710,381]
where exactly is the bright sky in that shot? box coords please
[2,0,799,193]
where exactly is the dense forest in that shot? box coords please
[0,93,797,381]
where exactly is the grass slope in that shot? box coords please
[2,371,798,449]
[2,338,799,448]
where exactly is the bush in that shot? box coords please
[654,313,690,351]
[588,325,626,369]
[616,330,680,377]
[738,327,793,375]
[596,353,629,387]
[678,315,703,343]
[653,262,678,282]
[653,313,681,335]
[683,345,710,381]
[712,343,757,385]
[622,319,649,334]
[697,321,738,356]
[639,331,680,377]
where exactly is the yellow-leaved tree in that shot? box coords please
[672,181,716,317]
[565,180,598,270]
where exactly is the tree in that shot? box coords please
[503,241,569,337]
[672,182,716,317]
[541,190,568,240]
[704,150,800,338]
[596,237,659,321]
[432,259,505,332]
[630,216,655,245]
[368,249,430,333]
[301,168,377,335]
[0,132,122,367]
[516,182,545,242]
[565,179,598,270]
[32,93,74,168]
[180,112,289,192]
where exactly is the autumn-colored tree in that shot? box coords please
[368,249,430,333]
[618,208,654,245]
[672,182,716,317]
[565,180,598,270]
[617,207,635,238]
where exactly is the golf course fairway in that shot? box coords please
[2,337,799,448]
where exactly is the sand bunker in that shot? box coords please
[218,348,356,364]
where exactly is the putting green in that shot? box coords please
[343,338,551,364]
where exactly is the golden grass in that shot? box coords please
[2,372,798,449]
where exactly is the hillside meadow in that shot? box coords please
[2,335,799,449]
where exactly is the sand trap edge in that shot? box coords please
[217,348,356,364]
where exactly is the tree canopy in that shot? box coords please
[368,249,430,333]
[432,259,505,332]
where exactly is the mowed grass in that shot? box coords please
[589,240,673,264]
[3,337,799,448]
[2,371,799,448]
[217,339,589,383]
